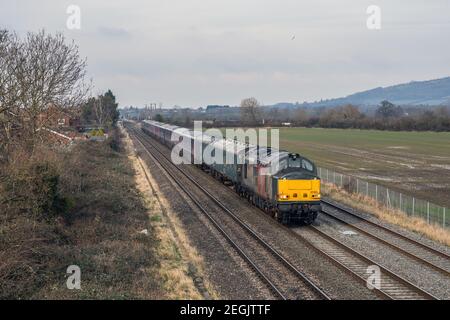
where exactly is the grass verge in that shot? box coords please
[122,127,218,299]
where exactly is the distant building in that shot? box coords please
[38,104,80,129]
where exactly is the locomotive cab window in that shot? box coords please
[288,157,301,168]
[278,159,288,172]
[302,159,314,172]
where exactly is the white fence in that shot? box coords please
[318,167,448,229]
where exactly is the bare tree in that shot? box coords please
[0,30,22,158]
[83,90,119,127]
[15,30,89,148]
[0,30,90,160]
[240,97,261,126]
[92,96,108,126]
[0,31,20,115]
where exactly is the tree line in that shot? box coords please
[162,98,450,131]
[290,101,450,131]
[237,98,450,131]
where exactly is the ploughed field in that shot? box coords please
[218,127,450,208]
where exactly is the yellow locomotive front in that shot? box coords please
[273,154,321,224]
[277,178,321,203]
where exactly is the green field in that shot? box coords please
[219,127,450,208]
[278,128,450,207]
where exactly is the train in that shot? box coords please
[141,120,321,224]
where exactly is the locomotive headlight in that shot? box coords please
[278,194,289,200]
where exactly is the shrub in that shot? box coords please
[107,128,122,152]
[1,157,69,221]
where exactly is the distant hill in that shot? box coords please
[272,77,450,108]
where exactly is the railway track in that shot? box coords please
[291,225,439,300]
[127,125,330,300]
[243,199,443,299]
[321,200,450,276]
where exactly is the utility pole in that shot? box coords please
[148,103,158,119]
[141,102,163,120]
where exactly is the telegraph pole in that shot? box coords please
[142,102,163,120]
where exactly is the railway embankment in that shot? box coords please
[0,128,198,299]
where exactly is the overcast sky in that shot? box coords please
[1,0,450,108]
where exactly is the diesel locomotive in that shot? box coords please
[141,120,321,224]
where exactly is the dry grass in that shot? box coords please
[322,182,450,247]
[123,127,219,300]
[0,129,166,299]
[40,132,163,299]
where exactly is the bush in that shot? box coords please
[1,157,69,221]
[0,148,71,298]
[107,128,122,152]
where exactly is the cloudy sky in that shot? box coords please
[1,0,450,107]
